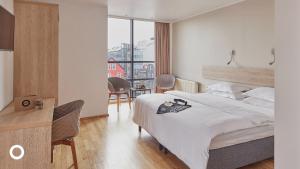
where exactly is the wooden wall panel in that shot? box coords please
[203,66,274,87]
[14,1,58,102]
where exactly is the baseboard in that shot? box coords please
[80,113,109,120]
[109,99,131,104]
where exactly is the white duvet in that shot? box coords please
[133,91,274,169]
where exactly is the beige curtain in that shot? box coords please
[155,22,170,76]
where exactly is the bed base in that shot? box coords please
[138,126,274,169]
[207,136,274,169]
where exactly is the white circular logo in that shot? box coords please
[9,145,25,160]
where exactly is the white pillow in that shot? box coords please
[242,97,274,109]
[208,90,248,100]
[243,87,274,102]
[207,82,251,93]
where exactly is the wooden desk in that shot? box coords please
[0,98,55,169]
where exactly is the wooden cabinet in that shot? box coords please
[0,99,55,169]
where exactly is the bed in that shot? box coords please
[133,66,274,169]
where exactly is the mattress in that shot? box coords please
[210,125,274,150]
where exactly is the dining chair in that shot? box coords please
[51,100,84,169]
[108,77,131,112]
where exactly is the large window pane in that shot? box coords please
[134,21,155,61]
[132,80,155,97]
[107,18,156,97]
[108,18,131,61]
[133,63,155,79]
[108,63,132,79]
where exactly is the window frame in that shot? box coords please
[107,18,155,91]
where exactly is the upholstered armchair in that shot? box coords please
[51,100,84,169]
[156,74,176,93]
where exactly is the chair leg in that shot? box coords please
[108,93,111,105]
[117,94,120,112]
[70,139,78,169]
[51,145,54,163]
[127,93,131,109]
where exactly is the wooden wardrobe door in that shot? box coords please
[14,1,58,102]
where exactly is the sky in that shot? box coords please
[108,18,154,49]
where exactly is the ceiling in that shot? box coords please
[108,0,245,22]
[31,0,245,23]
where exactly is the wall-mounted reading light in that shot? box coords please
[269,48,275,65]
[227,50,236,65]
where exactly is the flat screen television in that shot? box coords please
[0,5,15,51]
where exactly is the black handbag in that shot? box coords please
[157,99,191,114]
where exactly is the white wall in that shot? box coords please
[0,0,13,111]
[58,1,108,117]
[275,0,300,168]
[172,0,274,87]
[14,0,108,117]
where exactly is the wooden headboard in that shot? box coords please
[203,66,274,87]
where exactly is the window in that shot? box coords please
[111,63,116,70]
[108,18,131,80]
[108,18,155,96]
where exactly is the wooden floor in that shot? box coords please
[52,103,274,169]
